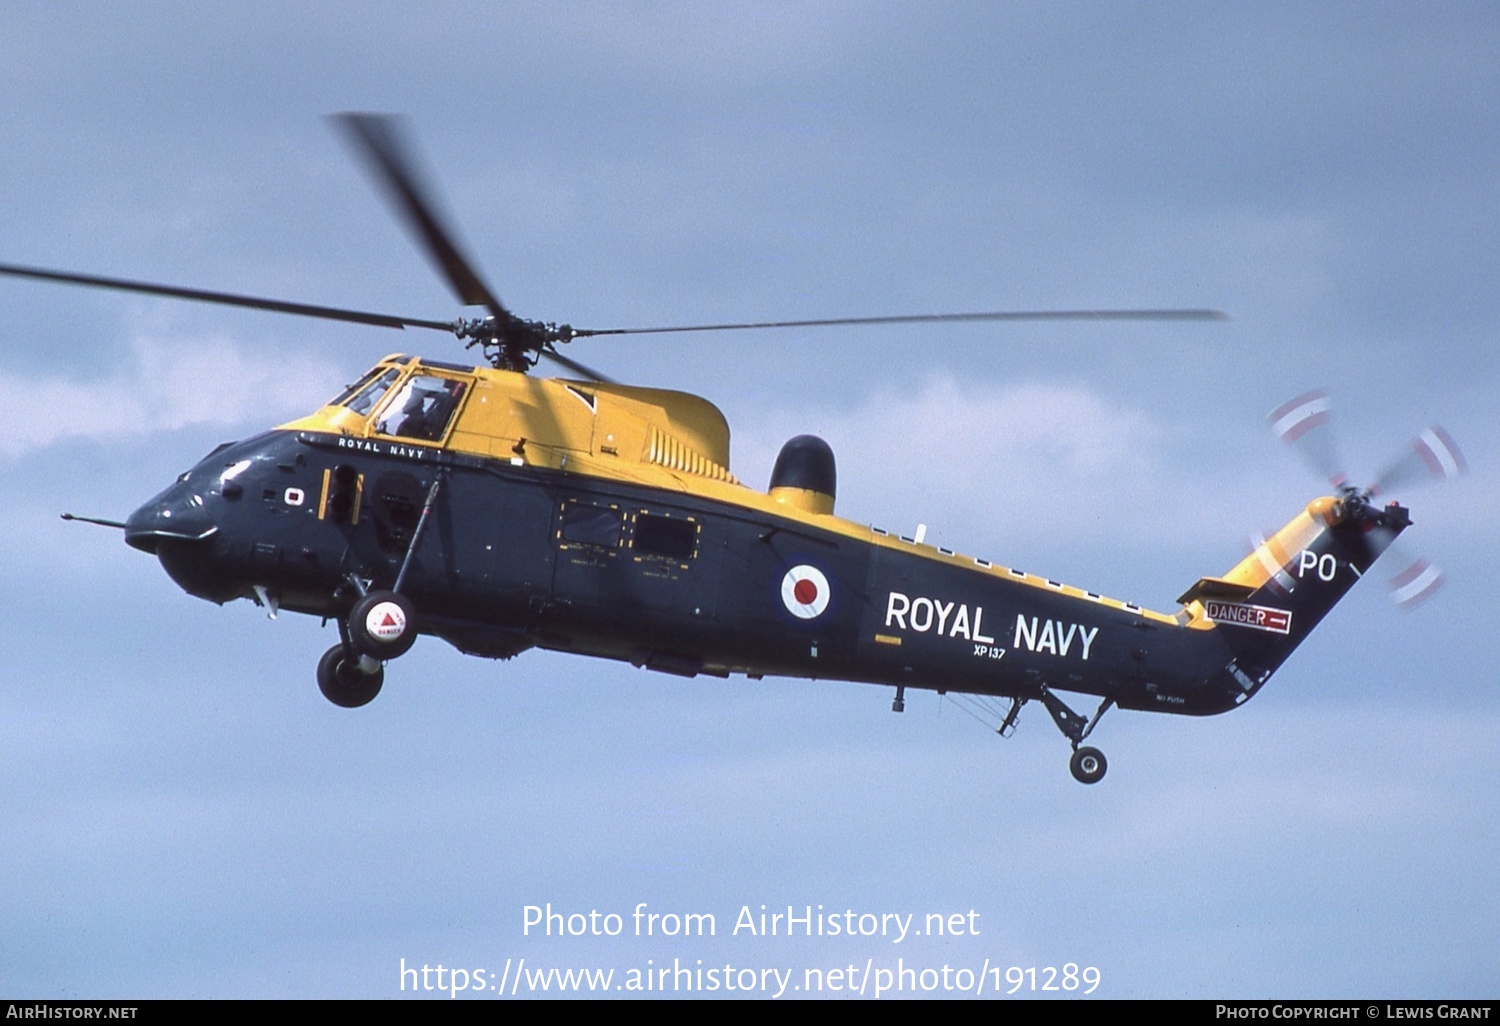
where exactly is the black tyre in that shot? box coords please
[1069,746,1107,785]
[317,644,384,708]
[347,589,418,660]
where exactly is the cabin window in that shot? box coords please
[344,368,401,416]
[632,513,697,561]
[559,502,624,550]
[374,374,468,442]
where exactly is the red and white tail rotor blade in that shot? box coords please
[1385,546,1445,607]
[1371,426,1467,497]
[1370,424,1464,608]
[1244,529,1295,597]
[1268,389,1347,489]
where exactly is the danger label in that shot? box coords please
[366,601,408,640]
[1204,601,1292,635]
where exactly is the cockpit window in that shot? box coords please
[344,368,401,416]
[374,374,469,442]
[329,368,380,407]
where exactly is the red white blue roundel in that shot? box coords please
[781,565,831,619]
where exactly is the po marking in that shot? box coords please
[1297,550,1338,582]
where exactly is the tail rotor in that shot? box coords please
[1268,390,1465,607]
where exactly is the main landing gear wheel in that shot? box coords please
[317,644,384,708]
[1069,746,1107,785]
[347,589,418,660]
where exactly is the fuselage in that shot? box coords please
[123,355,1402,719]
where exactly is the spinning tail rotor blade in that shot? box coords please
[1370,426,1467,497]
[1268,390,1465,608]
[1344,519,1445,608]
[1268,389,1347,488]
[1366,427,1464,608]
[1385,544,1445,607]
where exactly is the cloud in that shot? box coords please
[0,332,341,459]
[732,375,1260,562]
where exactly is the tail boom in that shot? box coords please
[1175,495,1407,713]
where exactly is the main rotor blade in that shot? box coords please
[572,308,1227,338]
[0,262,454,332]
[332,112,508,319]
[540,347,616,385]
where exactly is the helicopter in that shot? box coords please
[5,114,1462,784]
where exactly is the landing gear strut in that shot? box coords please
[1038,686,1114,785]
[315,472,443,708]
[317,589,412,709]
[318,588,417,709]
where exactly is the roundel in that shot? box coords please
[780,564,831,619]
[365,600,409,641]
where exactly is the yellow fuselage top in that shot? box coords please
[279,356,1190,626]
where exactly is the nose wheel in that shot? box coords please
[316,589,419,709]
[348,589,418,660]
[316,473,441,707]
[316,582,423,708]
[317,644,385,708]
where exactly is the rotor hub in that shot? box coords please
[453,315,578,372]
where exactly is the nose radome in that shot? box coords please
[124,482,218,554]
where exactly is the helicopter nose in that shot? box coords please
[124,481,219,554]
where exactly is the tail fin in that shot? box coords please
[1177,495,1408,697]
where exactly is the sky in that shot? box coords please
[1,1,1497,1000]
